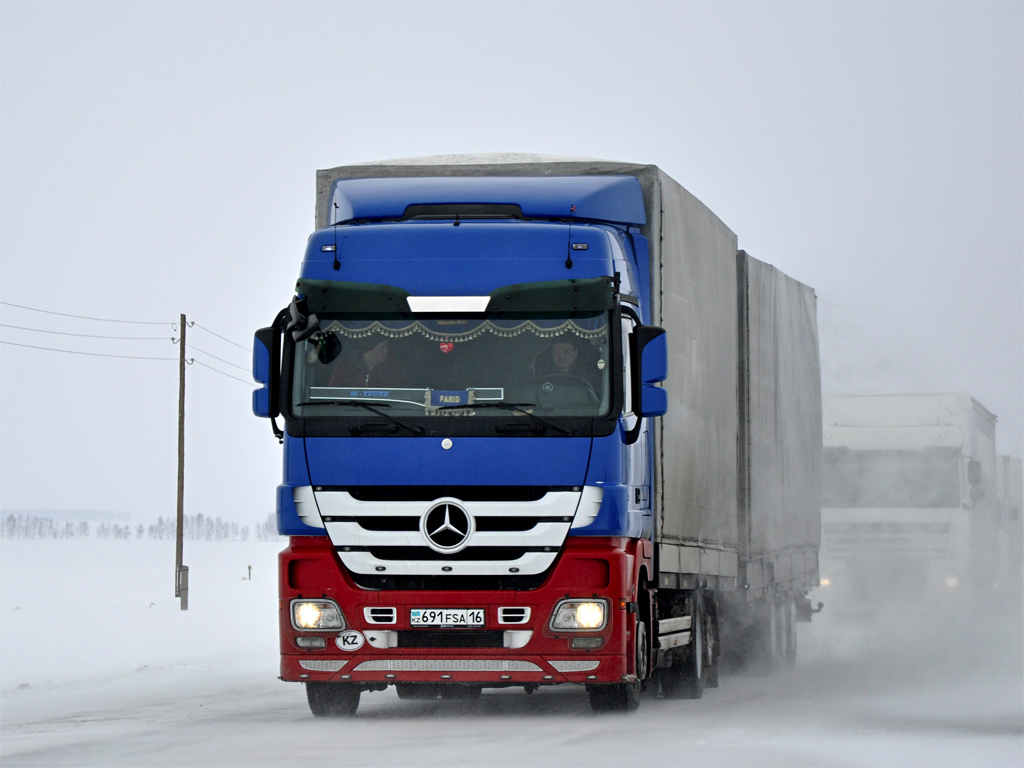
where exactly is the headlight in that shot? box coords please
[946,577,959,588]
[291,599,345,631]
[550,599,608,631]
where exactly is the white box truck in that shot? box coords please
[820,393,1000,600]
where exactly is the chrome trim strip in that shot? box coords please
[299,660,347,672]
[339,550,557,576]
[548,660,600,673]
[407,296,490,313]
[353,659,542,672]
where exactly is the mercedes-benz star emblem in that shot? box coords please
[420,499,473,554]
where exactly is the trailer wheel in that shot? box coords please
[705,593,720,688]
[588,618,646,713]
[305,682,360,717]
[395,683,441,700]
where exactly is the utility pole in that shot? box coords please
[175,313,189,610]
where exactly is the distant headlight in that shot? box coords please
[820,578,831,587]
[291,599,345,631]
[550,599,608,631]
[946,577,959,588]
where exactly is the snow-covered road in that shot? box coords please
[2,541,1021,767]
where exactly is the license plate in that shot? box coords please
[410,608,485,627]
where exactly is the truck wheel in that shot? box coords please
[588,619,646,713]
[395,683,441,700]
[782,596,797,668]
[679,602,704,704]
[667,599,704,699]
[305,682,360,717]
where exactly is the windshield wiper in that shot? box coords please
[435,402,571,435]
[297,400,424,436]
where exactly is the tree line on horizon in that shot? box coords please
[1,513,281,541]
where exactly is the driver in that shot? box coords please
[533,337,602,395]
[552,340,580,375]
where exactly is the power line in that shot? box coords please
[187,344,250,372]
[0,340,177,360]
[190,359,254,385]
[0,323,171,341]
[193,323,251,352]
[0,301,169,326]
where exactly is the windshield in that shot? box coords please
[290,312,613,425]
[822,447,962,508]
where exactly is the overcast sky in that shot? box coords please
[1,1,1021,523]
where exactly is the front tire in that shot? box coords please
[305,682,360,717]
[588,618,648,713]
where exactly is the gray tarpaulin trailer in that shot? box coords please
[306,156,821,704]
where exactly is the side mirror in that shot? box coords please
[252,313,286,441]
[625,324,668,445]
[636,326,667,418]
[252,331,272,418]
[637,326,667,385]
[968,459,983,486]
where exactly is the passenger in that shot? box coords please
[329,338,408,388]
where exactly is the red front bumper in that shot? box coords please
[279,535,648,686]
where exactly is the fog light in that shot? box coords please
[571,636,605,650]
[296,636,326,649]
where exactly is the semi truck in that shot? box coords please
[252,155,822,715]
[820,393,1002,599]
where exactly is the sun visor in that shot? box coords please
[295,279,412,315]
[485,277,617,313]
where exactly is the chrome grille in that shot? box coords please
[312,489,583,577]
[299,660,347,672]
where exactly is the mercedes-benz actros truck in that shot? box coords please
[253,155,822,715]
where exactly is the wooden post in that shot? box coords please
[175,313,188,610]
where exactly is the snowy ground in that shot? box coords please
[2,540,1021,767]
